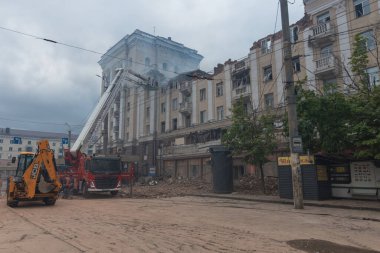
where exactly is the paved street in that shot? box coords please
[0,196,379,252]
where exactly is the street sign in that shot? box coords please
[13,137,22,144]
[291,137,303,154]
[61,138,69,145]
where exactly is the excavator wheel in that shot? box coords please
[43,198,56,206]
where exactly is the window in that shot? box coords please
[366,67,380,87]
[261,38,271,54]
[172,118,177,130]
[172,98,178,111]
[200,110,207,123]
[146,107,150,119]
[161,121,166,133]
[317,12,330,24]
[217,106,224,121]
[126,132,129,140]
[9,147,13,151]
[354,0,370,18]
[200,88,207,101]
[321,45,333,58]
[127,102,130,111]
[290,26,299,43]
[163,63,168,71]
[126,117,130,127]
[359,30,376,51]
[0,146,2,151]
[28,140,31,145]
[264,93,274,109]
[0,139,3,143]
[161,102,166,113]
[323,79,337,93]
[216,82,223,97]
[146,125,150,134]
[18,147,22,152]
[292,57,301,72]
[145,57,150,66]
[263,65,273,81]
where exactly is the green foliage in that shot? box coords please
[294,33,380,159]
[222,98,276,166]
[296,85,353,154]
[349,86,380,159]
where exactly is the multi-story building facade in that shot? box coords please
[93,1,380,180]
[0,127,76,179]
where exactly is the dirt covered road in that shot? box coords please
[0,196,379,253]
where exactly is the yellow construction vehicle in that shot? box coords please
[6,140,62,207]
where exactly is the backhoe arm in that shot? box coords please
[22,140,61,199]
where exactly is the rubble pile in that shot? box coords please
[235,175,278,195]
[121,177,213,198]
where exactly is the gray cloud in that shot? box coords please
[0,0,304,134]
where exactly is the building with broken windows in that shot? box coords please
[90,0,380,182]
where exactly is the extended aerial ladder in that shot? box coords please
[70,68,152,155]
[63,68,152,196]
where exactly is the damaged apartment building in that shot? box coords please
[89,0,380,181]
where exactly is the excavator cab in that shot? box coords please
[14,152,34,177]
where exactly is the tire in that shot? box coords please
[82,182,89,198]
[44,198,56,206]
[110,191,118,196]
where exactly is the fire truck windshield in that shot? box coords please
[90,159,121,173]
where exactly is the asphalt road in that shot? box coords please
[0,196,379,253]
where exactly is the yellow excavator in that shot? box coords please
[6,140,62,207]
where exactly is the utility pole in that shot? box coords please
[280,0,304,209]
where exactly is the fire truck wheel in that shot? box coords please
[82,182,89,198]
[110,191,118,196]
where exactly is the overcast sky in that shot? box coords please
[0,0,305,134]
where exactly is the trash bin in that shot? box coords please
[210,146,233,194]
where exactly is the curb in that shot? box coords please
[191,194,380,212]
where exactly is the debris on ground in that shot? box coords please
[234,175,278,196]
[119,174,278,199]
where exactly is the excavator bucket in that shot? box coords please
[38,177,55,193]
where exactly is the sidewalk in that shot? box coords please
[194,193,380,212]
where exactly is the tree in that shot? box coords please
[222,98,277,193]
[296,84,353,154]
[347,33,380,159]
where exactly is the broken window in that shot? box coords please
[200,88,207,101]
[216,82,223,97]
[263,65,273,82]
[354,0,370,18]
[359,30,376,51]
[261,38,272,54]
[290,26,299,43]
[264,93,274,109]
[292,57,301,72]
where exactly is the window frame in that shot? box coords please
[354,0,370,18]
[263,65,273,82]
[216,82,224,97]
[200,88,207,101]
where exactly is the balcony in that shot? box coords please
[309,21,335,47]
[314,55,338,78]
[180,82,192,96]
[179,101,192,115]
[232,85,251,100]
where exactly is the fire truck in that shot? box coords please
[61,68,143,196]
